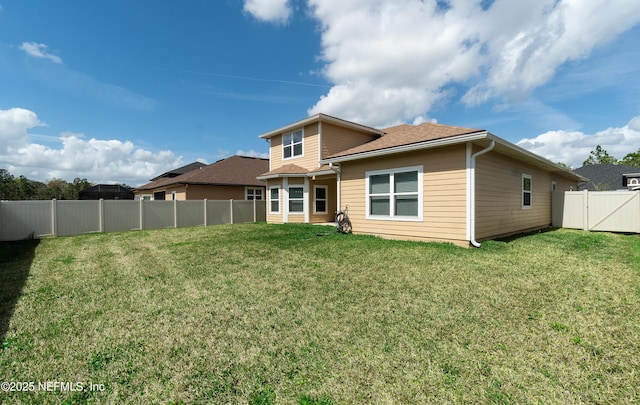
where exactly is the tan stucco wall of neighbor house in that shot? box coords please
[340,145,469,245]
[161,185,187,200]
[185,184,254,201]
[474,151,579,241]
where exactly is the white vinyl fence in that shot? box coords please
[0,199,266,241]
[552,190,640,233]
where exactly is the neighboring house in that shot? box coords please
[79,184,134,200]
[149,161,208,181]
[134,155,268,201]
[573,164,640,191]
[257,113,585,247]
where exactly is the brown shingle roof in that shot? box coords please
[327,122,483,159]
[136,155,268,190]
[257,164,337,179]
[258,164,309,178]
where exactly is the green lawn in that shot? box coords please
[1,224,639,404]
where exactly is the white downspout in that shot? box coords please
[469,140,495,248]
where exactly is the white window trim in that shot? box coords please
[314,185,328,214]
[288,185,305,215]
[282,128,304,160]
[522,173,532,209]
[269,186,280,214]
[245,187,263,200]
[365,165,423,222]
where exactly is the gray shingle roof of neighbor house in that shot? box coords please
[573,164,640,190]
[135,155,269,191]
[150,161,208,181]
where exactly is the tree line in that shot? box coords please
[583,145,640,167]
[0,169,93,200]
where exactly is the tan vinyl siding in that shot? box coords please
[186,185,251,201]
[340,145,468,245]
[269,123,321,171]
[474,151,578,240]
[270,135,283,169]
[321,122,379,159]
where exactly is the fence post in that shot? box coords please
[51,198,58,237]
[203,199,208,226]
[583,190,589,231]
[230,199,234,224]
[99,199,105,233]
[139,198,144,230]
[174,198,178,228]
[253,198,256,222]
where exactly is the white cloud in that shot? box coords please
[243,0,292,24]
[19,42,62,64]
[0,108,183,186]
[236,149,269,159]
[516,116,640,168]
[0,107,45,152]
[305,0,640,127]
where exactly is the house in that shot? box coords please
[257,113,585,247]
[79,184,134,200]
[134,155,268,201]
[149,161,208,181]
[573,164,640,191]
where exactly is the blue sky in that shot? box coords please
[1,0,640,186]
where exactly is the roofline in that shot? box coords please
[320,130,586,182]
[259,113,384,139]
[256,173,308,180]
[487,133,588,182]
[321,131,489,164]
[624,172,640,176]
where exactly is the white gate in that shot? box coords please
[552,190,640,233]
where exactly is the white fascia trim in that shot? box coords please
[321,131,489,164]
[257,173,308,180]
[259,113,384,139]
[307,169,336,177]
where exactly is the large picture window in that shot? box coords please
[522,174,532,209]
[366,166,423,220]
[283,129,303,159]
[289,186,304,213]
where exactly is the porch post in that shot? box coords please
[304,177,310,223]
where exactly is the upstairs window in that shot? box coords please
[522,174,532,209]
[283,129,303,159]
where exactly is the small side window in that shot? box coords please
[269,187,280,213]
[522,174,532,209]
